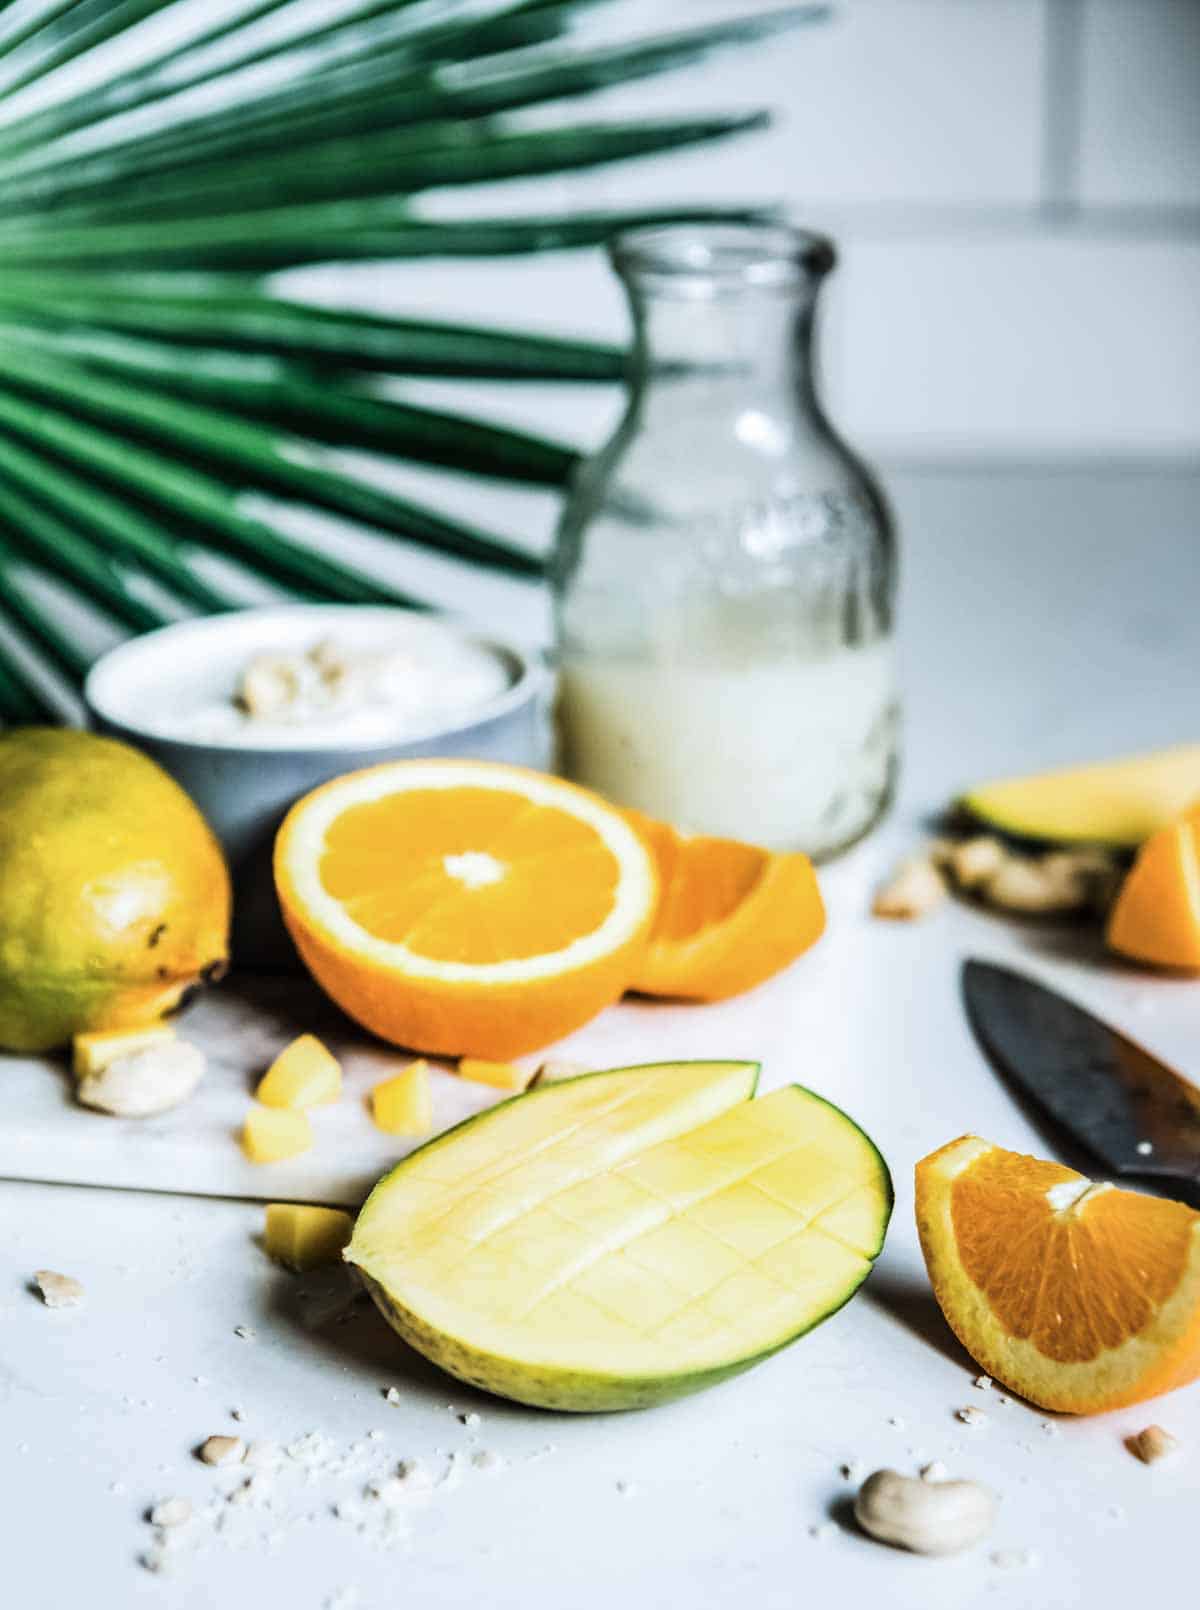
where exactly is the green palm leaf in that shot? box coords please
[0,0,829,713]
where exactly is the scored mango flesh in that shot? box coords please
[349,1061,891,1411]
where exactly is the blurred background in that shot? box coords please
[320,0,1200,466]
[0,0,1196,681]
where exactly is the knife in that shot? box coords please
[962,958,1200,1205]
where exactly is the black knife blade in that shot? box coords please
[962,959,1200,1195]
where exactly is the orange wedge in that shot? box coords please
[625,810,825,1001]
[1106,807,1200,971]
[916,1135,1200,1413]
[275,760,657,1059]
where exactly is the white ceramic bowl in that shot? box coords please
[85,606,551,964]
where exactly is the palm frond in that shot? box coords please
[0,0,830,713]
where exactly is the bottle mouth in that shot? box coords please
[609,221,835,297]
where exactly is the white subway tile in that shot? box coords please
[823,234,1200,456]
[1079,0,1200,207]
[558,0,1047,210]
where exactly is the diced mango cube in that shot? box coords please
[73,1023,176,1077]
[264,1203,353,1272]
[256,1033,341,1109]
[241,1105,313,1163]
[371,1060,433,1136]
[457,1057,528,1092]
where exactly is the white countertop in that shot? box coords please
[5,462,1199,1610]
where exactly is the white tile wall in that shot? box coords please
[1078,0,1200,208]
[569,0,1047,209]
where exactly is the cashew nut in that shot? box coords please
[1128,1424,1180,1465]
[979,855,1091,915]
[77,1041,206,1117]
[872,857,947,920]
[853,1468,996,1556]
[946,835,1007,891]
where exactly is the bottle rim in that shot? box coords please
[609,221,835,296]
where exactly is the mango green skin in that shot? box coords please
[0,728,231,1052]
[350,1068,893,1412]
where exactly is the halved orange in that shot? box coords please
[625,809,825,1001]
[1106,807,1200,971]
[275,761,657,1059]
[916,1135,1200,1413]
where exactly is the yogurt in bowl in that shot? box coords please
[85,606,549,965]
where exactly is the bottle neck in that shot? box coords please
[623,285,824,435]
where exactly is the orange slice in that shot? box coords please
[1106,807,1200,971]
[274,760,657,1059]
[916,1135,1200,1413]
[625,810,825,1001]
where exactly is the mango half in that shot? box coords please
[347,1060,891,1412]
[961,744,1200,850]
[0,728,230,1051]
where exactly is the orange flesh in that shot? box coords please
[651,832,769,942]
[320,788,618,962]
[1106,812,1200,970]
[951,1150,1195,1363]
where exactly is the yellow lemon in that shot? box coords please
[0,728,230,1051]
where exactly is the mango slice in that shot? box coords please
[256,1033,341,1109]
[347,1061,891,1411]
[265,1204,354,1271]
[72,1023,177,1077]
[457,1057,528,1092]
[961,744,1200,849]
[242,1105,313,1163]
[1107,810,1200,970]
[372,1061,433,1136]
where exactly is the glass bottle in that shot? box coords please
[551,223,898,858]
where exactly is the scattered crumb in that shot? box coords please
[956,1406,988,1429]
[243,1440,282,1470]
[808,1522,835,1542]
[140,1548,169,1575]
[1127,1424,1180,1465]
[886,1415,906,1431]
[471,1449,505,1473]
[199,1435,246,1467]
[383,1387,402,1405]
[32,1270,85,1309]
[974,1375,993,1392]
[233,1325,256,1342]
[1040,1421,1060,1438]
[995,1395,1010,1406]
[459,1411,481,1429]
[615,1479,637,1497]
[840,1459,864,1482]
[990,1548,1039,1571]
[872,855,947,920]
[150,1497,192,1529]
[367,1430,383,1441]
[192,1375,207,1386]
[231,1407,245,1422]
[920,1461,948,1483]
